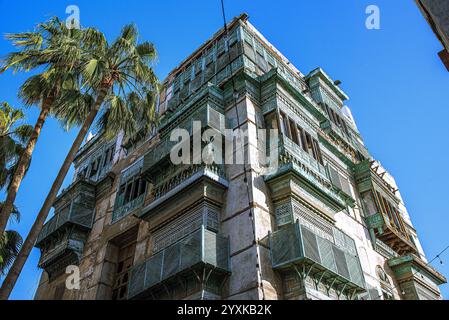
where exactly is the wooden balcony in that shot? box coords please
[111,193,145,223]
[127,227,230,300]
[355,159,416,255]
[388,254,446,300]
[354,160,398,201]
[142,87,225,180]
[320,119,353,148]
[365,213,416,256]
[36,179,96,246]
[270,222,366,299]
[37,238,84,275]
[35,179,96,278]
[265,136,350,213]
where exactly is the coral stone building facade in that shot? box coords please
[34,14,446,300]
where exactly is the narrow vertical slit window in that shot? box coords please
[283,114,292,139]
[312,139,323,165]
[298,127,308,153]
[279,112,287,136]
[305,132,314,158]
[289,119,299,145]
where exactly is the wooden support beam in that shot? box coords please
[327,278,338,292]
[305,263,316,279]
[204,268,214,284]
[336,282,348,299]
[177,275,186,291]
[350,288,358,300]
[191,268,202,283]
[292,264,303,280]
[318,271,328,285]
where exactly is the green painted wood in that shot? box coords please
[35,179,96,247]
[270,222,366,292]
[127,228,230,299]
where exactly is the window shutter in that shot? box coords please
[328,165,352,197]
[328,165,342,190]
[339,174,352,197]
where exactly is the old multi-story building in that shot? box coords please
[416,0,449,71]
[34,14,446,300]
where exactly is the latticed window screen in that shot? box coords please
[184,65,193,83]
[374,190,406,234]
[152,204,220,253]
[275,202,292,226]
[242,28,253,44]
[128,228,229,299]
[76,141,115,182]
[289,199,359,258]
[266,52,277,68]
[254,39,264,55]
[333,227,357,256]
[270,222,365,289]
[208,107,225,132]
[302,226,321,263]
[71,194,95,227]
[366,284,381,300]
[144,252,164,289]
[58,204,71,225]
[333,246,350,279]
[327,164,352,197]
[292,200,334,242]
[317,236,337,273]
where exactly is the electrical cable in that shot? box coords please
[369,244,448,300]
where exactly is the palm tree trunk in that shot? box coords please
[0,105,50,235]
[0,89,107,300]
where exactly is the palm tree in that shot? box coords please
[0,24,158,300]
[0,18,88,235]
[0,102,33,191]
[0,203,22,277]
[0,103,28,278]
[0,103,30,278]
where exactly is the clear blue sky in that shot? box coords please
[1,0,448,300]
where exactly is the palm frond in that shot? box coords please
[135,42,157,62]
[83,27,107,52]
[4,32,43,50]
[18,74,50,107]
[0,230,23,275]
[53,89,93,129]
[12,124,34,144]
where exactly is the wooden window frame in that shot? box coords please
[112,241,136,301]
[297,126,308,153]
[116,176,148,209]
[289,118,299,145]
[279,112,287,136]
[312,139,323,165]
[283,113,292,139]
[304,132,315,158]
